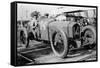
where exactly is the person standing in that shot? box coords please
[26,11,40,48]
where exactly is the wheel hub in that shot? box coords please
[53,33,64,54]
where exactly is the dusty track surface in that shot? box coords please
[17,40,97,66]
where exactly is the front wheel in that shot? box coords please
[51,31,68,58]
[82,27,96,49]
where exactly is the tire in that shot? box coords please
[20,28,27,47]
[50,30,68,58]
[82,26,96,49]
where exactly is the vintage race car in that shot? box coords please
[19,10,96,58]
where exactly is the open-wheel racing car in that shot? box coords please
[18,9,96,58]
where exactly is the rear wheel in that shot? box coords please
[20,29,27,47]
[51,31,68,58]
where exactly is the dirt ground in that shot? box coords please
[17,40,97,66]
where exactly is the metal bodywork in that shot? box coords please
[18,9,96,58]
[37,16,79,40]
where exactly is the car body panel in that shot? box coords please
[38,16,78,41]
[38,17,54,40]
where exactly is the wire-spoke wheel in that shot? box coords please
[20,30,27,47]
[51,31,68,58]
[83,28,96,49]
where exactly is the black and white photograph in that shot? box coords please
[11,1,97,66]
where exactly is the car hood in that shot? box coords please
[38,17,71,29]
[49,20,71,29]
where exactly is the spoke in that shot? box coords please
[54,33,64,54]
[83,30,94,45]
